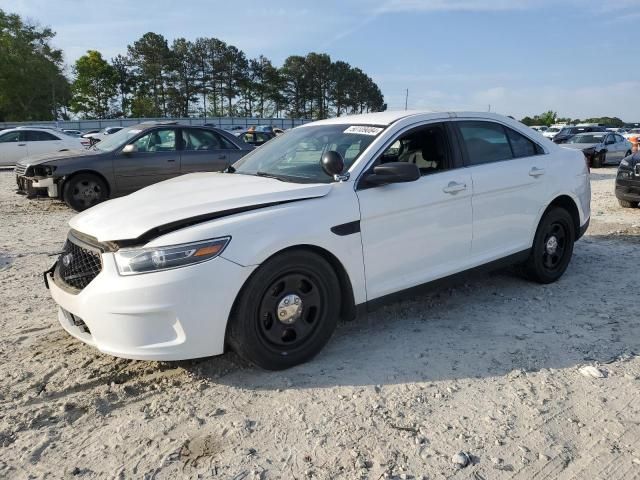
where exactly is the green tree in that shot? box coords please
[0,9,70,121]
[166,38,198,117]
[69,50,118,118]
[127,32,171,117]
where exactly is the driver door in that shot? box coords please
[114,128,181,195]
[356,122,473,300]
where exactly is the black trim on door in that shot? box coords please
[331,220,361,236]
[355,249,530,315]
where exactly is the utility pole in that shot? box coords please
[404,89,409,110]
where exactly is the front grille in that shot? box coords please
[56,233,103,291]
[14,164,27,176]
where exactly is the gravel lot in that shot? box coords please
[0,167,639,479]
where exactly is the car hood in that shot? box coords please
[69,172,332,242]
[562,143,599,150]
[17,149,98,166]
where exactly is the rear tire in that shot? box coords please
[227,250,341,370]
[524,208,575,284]
[618,199,638,208]
[62,173,108,212]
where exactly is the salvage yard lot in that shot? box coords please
[0,168,639,479]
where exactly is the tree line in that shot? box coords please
[520,110,628,128]
[0,9,385,122]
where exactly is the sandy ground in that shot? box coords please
[0,167,639,480]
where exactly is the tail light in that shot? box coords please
[584,154,590,173]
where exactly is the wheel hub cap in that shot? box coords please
[276,294,303,324]
[546,236,559,255]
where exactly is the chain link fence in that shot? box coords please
[0,117,313,131]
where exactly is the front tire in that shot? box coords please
[524,208,576,284]
[62,173,108,211]
[618,199,638,208]
[227,250,341,370]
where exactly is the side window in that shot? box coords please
[615,134,625,143]
[458,121,513,165]
[182,130,237,151]
[26,130,60,141]
[379,123,450,175]
[0,131,22,143]
[240,133,254,144]
[132,129,176,152]
[505,127,540,158]
[254,132,269,144]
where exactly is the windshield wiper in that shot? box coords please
[255,171,285,181]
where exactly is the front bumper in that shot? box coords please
[46,252,255,360]
[16,175,58,198]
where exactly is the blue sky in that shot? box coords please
[3,0,640,120]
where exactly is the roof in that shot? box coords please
[309,110,436,126]
[305,110,527,127]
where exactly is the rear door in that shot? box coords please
[453,120,549,261]
[0,131,29,165]
[356,121,473,300]
[179,128,241,174]
[113,128,180,194]
[24,130,66,155]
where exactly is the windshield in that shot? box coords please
[94,126,145,152]
[233,124,384,183]
[567,133,605,144]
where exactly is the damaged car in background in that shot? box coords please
[15,122,252,211]
[562,132,632,168]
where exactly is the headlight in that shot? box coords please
[32,165,56,176]
[620,159,629,167]
[114,237,230,275]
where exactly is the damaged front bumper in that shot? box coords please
[16,174,59,198]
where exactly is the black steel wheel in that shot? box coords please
[63,173,108,211]
[228,250,341,370]
[524,208,575,284]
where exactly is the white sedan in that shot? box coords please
[0,127,85,166]
[45,111,591,369]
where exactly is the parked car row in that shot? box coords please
[14,122,253,210]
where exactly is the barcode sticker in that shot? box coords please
[343,126,383,136]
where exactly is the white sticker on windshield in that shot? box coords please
[344,126,383,136]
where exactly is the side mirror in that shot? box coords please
[321,150,345,177]
[122,144,138,154]
[364,162,420,185]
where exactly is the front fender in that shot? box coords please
[145,184,368,305]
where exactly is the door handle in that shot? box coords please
[167,159,176,163]
[442,181,467,194]
[218,154,227,160]
[17,143,26,146]
[529,167,545,177]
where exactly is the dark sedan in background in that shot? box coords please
[615,152,640,208]
[552,125,607,144]
[15,122,253,211]
[235,129,275,147]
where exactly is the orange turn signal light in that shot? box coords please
[194,244,224,257]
